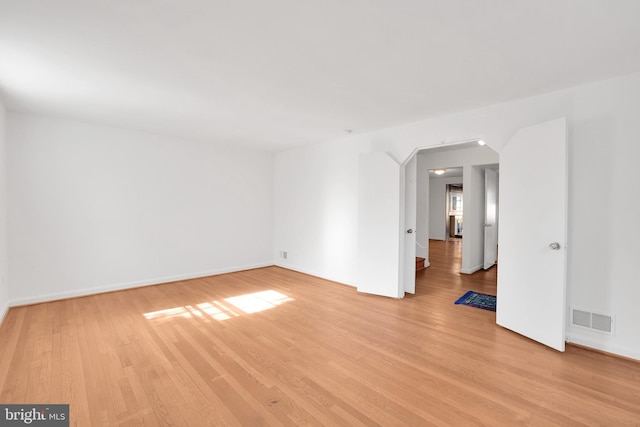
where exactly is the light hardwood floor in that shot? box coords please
[1,239,639,426]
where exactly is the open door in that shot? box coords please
[483,168,498,269]
[402,155,417,294]
[356,152,416,298]
[356,152,403,298]
[497,118,568,351]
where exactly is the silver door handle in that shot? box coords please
[482,223,493,227]
[406,229,413,234]
[549,242,560,250]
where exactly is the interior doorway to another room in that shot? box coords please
[447,183,464,239]
[414,141,499,286]
[361,119,566,352]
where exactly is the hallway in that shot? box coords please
[416,238,497,300]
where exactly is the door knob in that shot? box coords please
[549,242,560,250]
[406,229,413,234]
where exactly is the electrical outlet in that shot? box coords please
[280,251,288,259]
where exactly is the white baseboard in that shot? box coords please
[8,262,273,307]
[274,262,356,287]
[424,261,430,268]
[0,301,8,326]
[460,264,483,275]
[566,335,640,362]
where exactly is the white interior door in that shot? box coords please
[356,152,403,298]
[497,118,568,351]
[403,155,417,294]
[483,168,498,269]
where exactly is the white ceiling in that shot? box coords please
[1,1,640,152]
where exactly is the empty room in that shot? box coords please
[1,1,639,425]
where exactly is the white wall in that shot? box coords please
[0,100,8,321]
[273,72,640,360]
[464,164,485,274]
[8,113,274,305]
[274,137,368,285]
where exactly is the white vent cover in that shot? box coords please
[571,307,614,334]
[572,309,591,328]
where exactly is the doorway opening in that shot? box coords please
[447,184,464,239]
[412,141,499,294]
[359,118,567,351]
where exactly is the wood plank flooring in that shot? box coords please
[1,239,639,426]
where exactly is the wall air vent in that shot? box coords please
[571,307,614,334]
[572,309,591,328]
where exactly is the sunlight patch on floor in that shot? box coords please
[224,290,293,314]
[143,290,293,321]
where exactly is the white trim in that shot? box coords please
[460,264,483,275]
[566,335,640,362]
[0,302,8,326]
[273,262,356,288]
[402,137,484,165]
[8,262,273,307]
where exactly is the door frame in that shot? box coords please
[483,168,499,270]
[411,140,492,278]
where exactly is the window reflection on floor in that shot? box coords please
[143,290,294,321]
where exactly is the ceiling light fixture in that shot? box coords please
[433,169,446,175]
[477,140,486,146]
